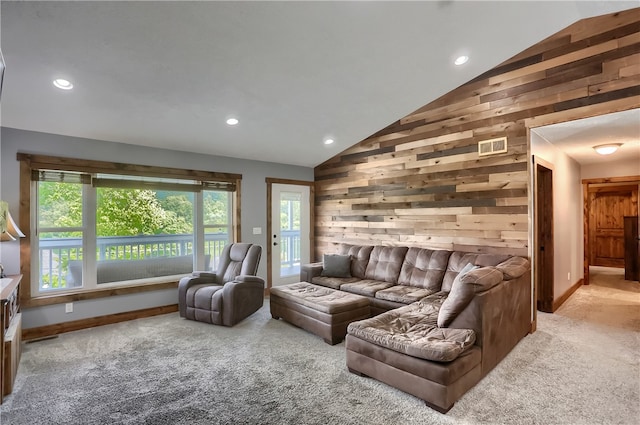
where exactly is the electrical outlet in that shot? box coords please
[252,227,262,235]
[567,272,571,281]
[65,302,73,313]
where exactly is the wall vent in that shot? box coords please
[478,137,508,156]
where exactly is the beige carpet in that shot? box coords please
[555,266,640,331]
[1,268,638,424]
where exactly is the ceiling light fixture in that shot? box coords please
[53,78,73,90]
[593,143,622,155]
[324,138,335,145]
[454,55,469,66]
[226,118,239,126]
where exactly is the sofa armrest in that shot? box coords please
[300,262,323,283]
[448,272,531,376]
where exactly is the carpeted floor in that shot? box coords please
[1,268,638,425]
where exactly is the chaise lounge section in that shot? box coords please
[297,243,531,412]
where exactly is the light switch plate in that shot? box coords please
[252,227,262,235]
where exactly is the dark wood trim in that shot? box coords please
[17,152,242,182]
[582,175,640,185]
[23,281,179,308]
[18,153,242,305]
[235,179,242,243]
[587,184,639,193]
[552,278,584,312]
[22,304,179,341]
[583,183,590,286]
[265,178,314,187]
[19,160,31,303]
[266,182,273,290]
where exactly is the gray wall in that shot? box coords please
[0,127,313,328]
[530,132,584,301]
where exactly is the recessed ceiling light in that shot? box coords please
[226,118,239,126]
[324,138,335,145]
[53,78,73,90]
[593,143,621,155]
[454,55,469,66]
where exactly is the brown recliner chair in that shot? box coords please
[178,243,264,326]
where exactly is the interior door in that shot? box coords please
[536,163,554,313]
[589,185,637,268]
[270,183,310,287]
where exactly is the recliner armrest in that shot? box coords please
[191,271,219,279]
[232,275,265,285]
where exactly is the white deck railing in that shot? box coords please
[38,230,301,290]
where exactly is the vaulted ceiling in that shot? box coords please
[1,1,637,167]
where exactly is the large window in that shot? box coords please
[21,155,240,297]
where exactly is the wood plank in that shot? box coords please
[313,11,639,260]
[487,40,618,85]
[570,8,640,42]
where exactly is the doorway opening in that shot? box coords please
[526,107,639,322]
[583,178,640,285]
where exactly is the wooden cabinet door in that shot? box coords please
[590,185,638,268]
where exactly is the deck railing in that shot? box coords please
[38,233,229,289]
[280,229,301,268]
[38,231,301,289]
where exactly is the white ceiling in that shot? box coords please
[1,1,637,168]
[533,109,640,166]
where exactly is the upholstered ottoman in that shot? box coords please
[270,282,370,345]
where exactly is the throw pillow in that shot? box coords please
[321,254,352,278]
[437,263,478,328]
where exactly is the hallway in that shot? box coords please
[555,266,640,331]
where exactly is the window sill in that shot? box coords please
[24,280,179,308]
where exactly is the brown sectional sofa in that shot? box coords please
[300,243,531,413]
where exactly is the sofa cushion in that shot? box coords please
[438,265,504,328]
[364,246,408,284]
[398,248,452,290]
[348,302,476,362]
[496,256,530,280]
[441,252,480,292]
[338,244,374,279]
[321,254,352,278]
[374,285,437,304]
[310,276,360,290]
[340,279,396,297]
[420,291,449,308]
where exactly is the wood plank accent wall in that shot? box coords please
[314,8,640,259]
